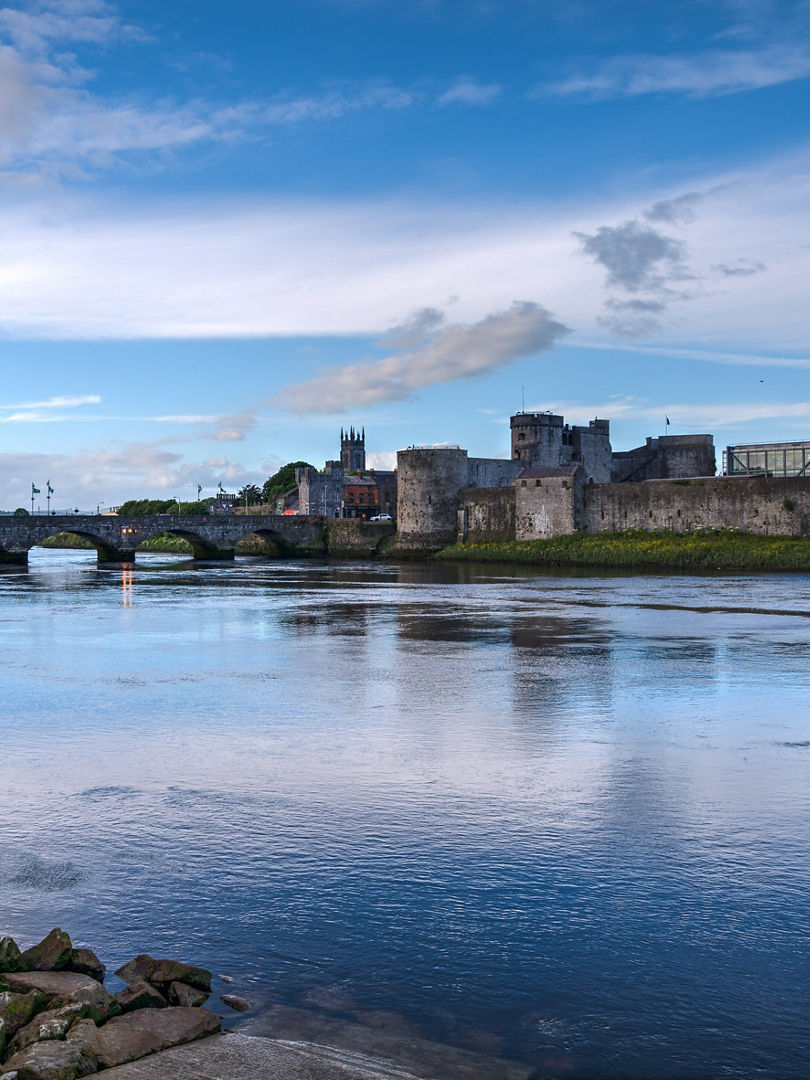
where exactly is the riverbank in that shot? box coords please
[436,529,810,571]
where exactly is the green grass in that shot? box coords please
[437,530,810,571]
[42,531,278,556]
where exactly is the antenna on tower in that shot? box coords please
[521,385,525,413]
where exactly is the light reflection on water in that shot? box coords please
[1,547,810,1078]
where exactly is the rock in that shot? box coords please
[6,1004,85,1057]
[114,956,211,994]
[111,980,167,1014]
[221,994,251,1013]
[20,931,72,973]
[0,939,23,974]
[3,972,113,1022]
[66,950,105,983]
[218,974,234,984]
[0,990,49,1039]
[167,982,208,1008]
[93,1007,219,1069]
[2,1017,98,1079]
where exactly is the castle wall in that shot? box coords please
[612,434,716,483]
[297,461,344,517]
[573,425,612,484]
[458,486,515,542]
[582,475,810,535]
[514,472,582,540]
[466,457,524,488]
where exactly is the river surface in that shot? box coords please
[1,548,809,1079]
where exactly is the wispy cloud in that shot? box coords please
[0,1,502,182]
[1,393,101,410]
[543,44,810,99]
[276,301,570,413]
[577,341,810,370]
[436,76,501,106]
[545,395,810,430]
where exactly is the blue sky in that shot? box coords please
[1,0,809,509]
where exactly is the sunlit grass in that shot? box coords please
[437,530,810,571]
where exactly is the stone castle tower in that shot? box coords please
[341,426,366,472]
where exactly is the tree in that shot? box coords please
[13,507,29,516]
[237,483,262,507]
[261,462,313,506]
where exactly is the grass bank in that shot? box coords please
[437,530,810,571]
[40,531,277,555]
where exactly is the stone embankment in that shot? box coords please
[0,929,236,1079]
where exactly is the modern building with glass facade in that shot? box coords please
[723,440,810,478]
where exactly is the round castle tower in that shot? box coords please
[396,447,469,548]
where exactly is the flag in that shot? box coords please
[32,484,40,494]
[665,416,671,426]
[197,483,202,498]
[47,481,54,494]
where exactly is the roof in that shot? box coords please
[343,475,377,487]
[516,465,580,479]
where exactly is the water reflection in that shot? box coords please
[1,553,809,1079]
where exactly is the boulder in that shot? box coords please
[20,931,72,973]
[0,939,23,974]
[1,1017,98,1079]
[93,1007,219,1069]
[221,994,251,1013]
[114,956,211,994]
[6,1004,85,1058]
[66,951,105,984]
[111,980,167,1014]
[3,973,112,1022]
[167,982,208,1008]
[0,990,49,1039]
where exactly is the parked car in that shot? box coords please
[370,513,393,521]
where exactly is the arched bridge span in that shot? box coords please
[0,514,327,565]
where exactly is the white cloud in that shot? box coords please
[1,393,101,409]
[366,450,398,470]
[0,437,265,509]
[436,77,501,106]
[0,152,806,351]
[543,44,810,99]
[275,301,570,413]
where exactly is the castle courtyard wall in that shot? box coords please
[581,475,810,536]
[458,486,515,542]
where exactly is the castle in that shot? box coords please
[395,412,721,549]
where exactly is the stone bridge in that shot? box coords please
[0,514,328,565]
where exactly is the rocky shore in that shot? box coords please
[0,929,238,1079]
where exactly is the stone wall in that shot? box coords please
[611,434,716,483]
[296,461,344,517]
[396,448,470,549]
[514,471,582,540]
[466,457,523,488]
[458,486,515,542]
[326,518,396,557]
[582,475,810,535]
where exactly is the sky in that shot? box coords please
[0,0,809,510]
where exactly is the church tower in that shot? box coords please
[340,426,366,472]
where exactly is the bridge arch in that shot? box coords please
[134,526,235,561]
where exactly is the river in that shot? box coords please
[1,548,809,1078]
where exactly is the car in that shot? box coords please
[369,513,393,521]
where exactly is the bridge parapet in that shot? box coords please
[0,513,328,564]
